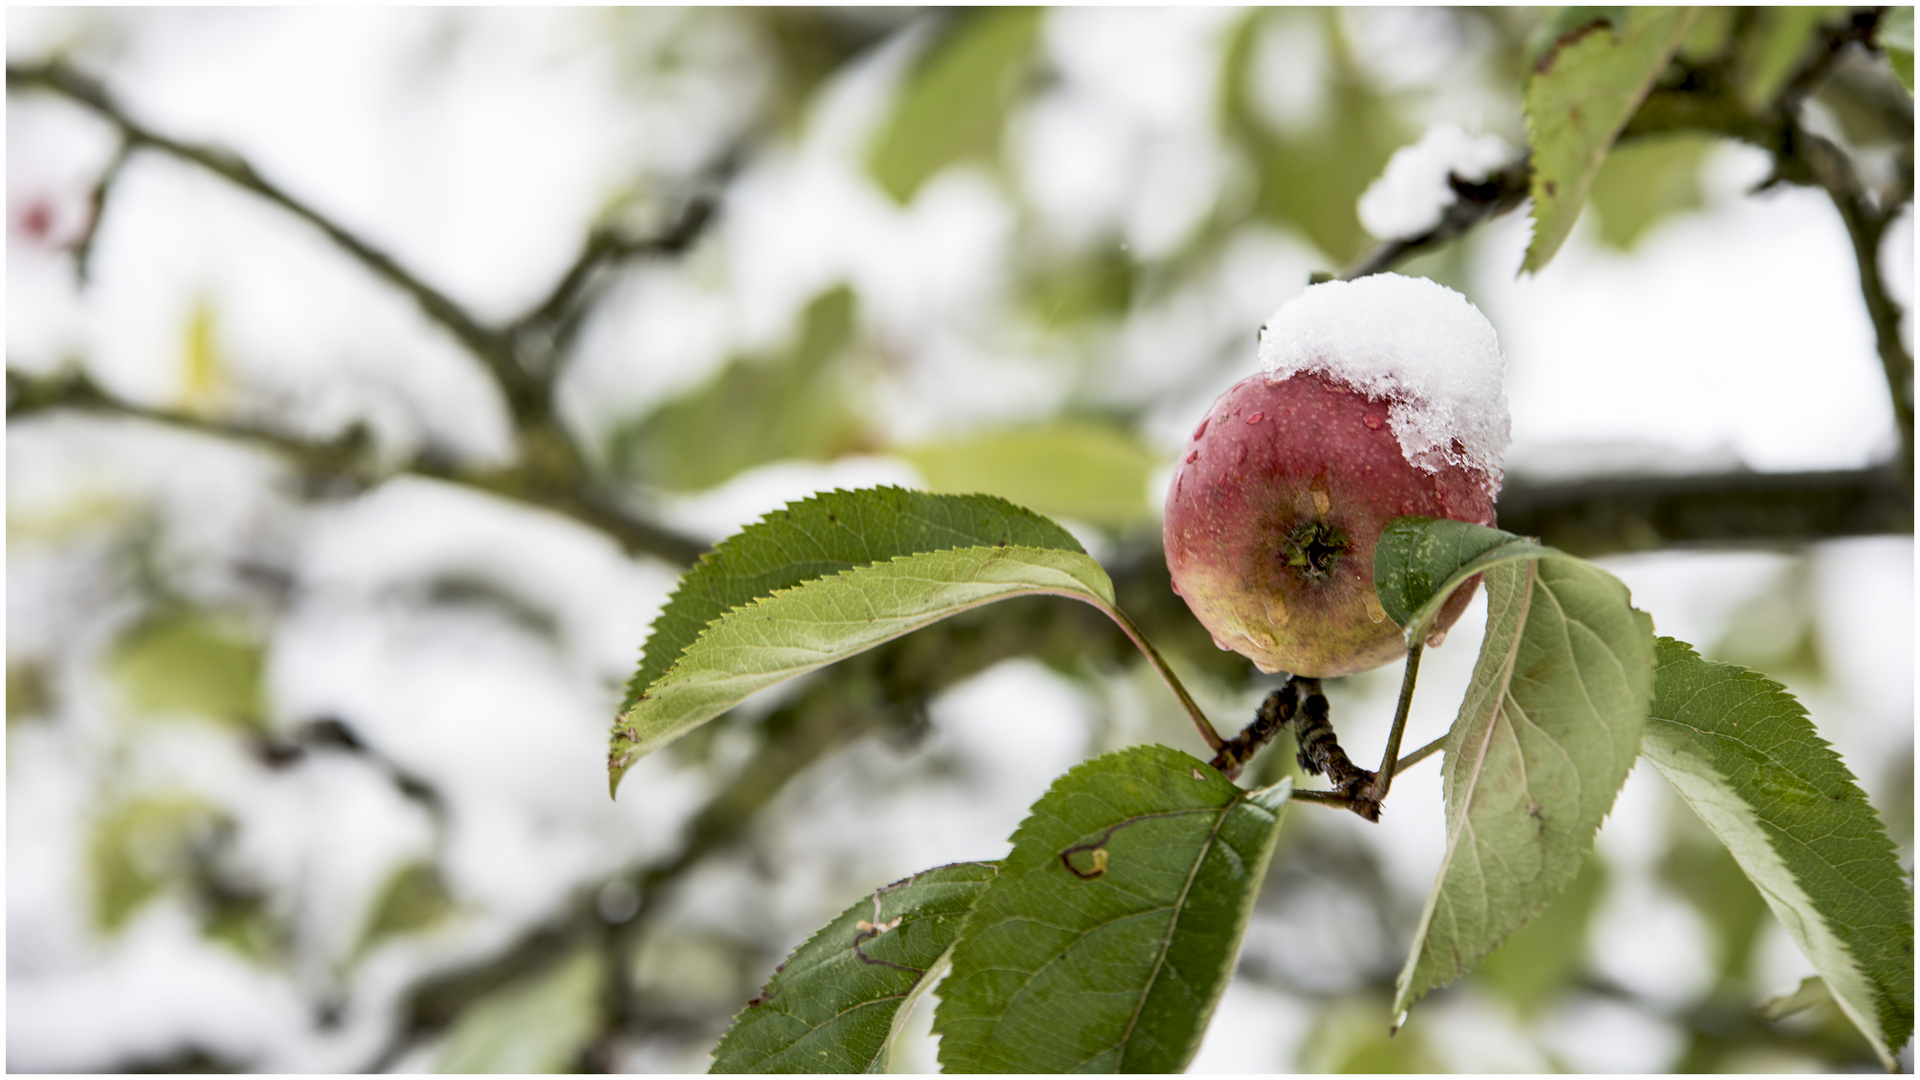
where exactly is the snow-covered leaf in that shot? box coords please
[1641,637,1914,1069]
[935,746,1291,1073]
[612,544,1117,793]
[710,862,996,1073]
[1523,7,1698,273]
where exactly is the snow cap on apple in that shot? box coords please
[1163,273,1510,677]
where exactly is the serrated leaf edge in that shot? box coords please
[611,544,1119,791]
[1642,641,1910,1068]
[622,486,1084,714]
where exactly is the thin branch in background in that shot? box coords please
[1338,155,1534,282]
[1790,122,1914,466]
[7,59,724,568]
[1624,12,1914,471]
[4,366,714,565]
[5,62,518,404]
[5,367,376,485]
[73,139,132,283]
[510,189,722,358]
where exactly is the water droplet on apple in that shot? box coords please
[1363,414,1383,431]
[1185,450,1199,464]
[1192,418,1210,440]
[1247,411,1264,424]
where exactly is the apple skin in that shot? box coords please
[1164,371,1496,677]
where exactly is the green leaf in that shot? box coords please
[1523,7,1698,273]
[1738,7,1851,111]
[436,947,603,1073]
[613,543,1116,793]
[1021,247,1137,326]
[89,794,227,933]
[1677,6,1738,62]
[1640,637,1914,1069]
[355,860,456,960]
[1525,7,1633,70]
[1222,9,1413,264]
[710,862,998,1073]
[1586,131,1716,249]
[934,746,1292,1073]
[1473,855,1608,1016]
[614,286,867,494]
[619,487,1081,718]
[111,609,265,730]
[8,659,52,723]
[899,422,1162,530]
[1657,773,1774,983]
[1375,518,1655,1017]
[1759,975,1835,1022]
[1298,996,1445,1073]
[868,8,1043,203]
[1879,6,1915,93]
[1372,517,1540,638]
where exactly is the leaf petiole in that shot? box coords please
[1368,642,1424,802]
[1393,734,1448,774]
[1100,603,1226,751]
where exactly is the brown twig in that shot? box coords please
[1208,681,1298,780]
[1339,155,1533,282]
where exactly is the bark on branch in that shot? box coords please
[1496,465,1914,556]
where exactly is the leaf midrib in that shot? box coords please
[1439,562,1536,950]
[1111,797,1240,1072]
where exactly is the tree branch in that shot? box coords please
[1623,14,1914,471]
[5,366,711,565]
[1496,464,1913,557]
[1339,154,1534,282]
[8,58,728,569]
[508,190,722,360]
[1786,122,1914,469]
[6,61,522,406]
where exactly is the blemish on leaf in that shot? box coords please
[1063,847,1110,880]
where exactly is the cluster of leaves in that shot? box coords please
[611,488,1912,1072]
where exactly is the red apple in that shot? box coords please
[1163,370,1496,677]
